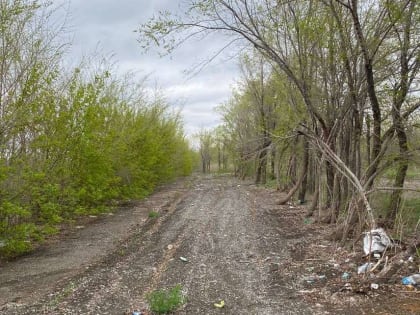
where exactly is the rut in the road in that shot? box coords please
[2,176,315,315]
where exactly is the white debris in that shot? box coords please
[363,228,391,255]
[358,262,374,274]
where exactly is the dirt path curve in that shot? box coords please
[1,175,325,314]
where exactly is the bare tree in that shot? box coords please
[138,0,420,233]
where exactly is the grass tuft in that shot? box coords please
[147,284,185,314]
[148,211,159,218]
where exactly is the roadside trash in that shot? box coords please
[363,228,391,255]
[339,283,353,292]
[358,262,374,274]
[132,311,142,315]
[167,244,173,250]
[342,272,351,280]
[302,275,316,283]
[304,218,312,224]
[408,256,414,262]
[180,256,188,262]
[373,253,381,259]
[402,274,420,286]
[303,274,325,283]
[214,300,225,308]
[370,283,379,290]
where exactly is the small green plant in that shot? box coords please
[49,281,76,307]
[147,284,185,314]
[148,210,159,218]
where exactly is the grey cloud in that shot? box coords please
[59,0,239,136]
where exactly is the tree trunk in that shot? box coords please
[306,183,319,217]
[270,145,275,180]
[255,148,267,184]
[386,1,413,226]
[365,114,371,168]
[277,164,307,205]
[298,137,309,203]
[285,141,298,190]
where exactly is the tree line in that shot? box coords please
[0,1,194,258]
[140,0,420,241]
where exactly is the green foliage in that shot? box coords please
[371,191,420,235]
[264,178,278,189]
[146,284,185,314]
[148,211,159,218]
[0,2,194,258]
[400,198,420,232]
[0,201,36,257]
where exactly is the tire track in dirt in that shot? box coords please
[153,177,314,315]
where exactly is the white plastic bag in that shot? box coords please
[363,228,391,255]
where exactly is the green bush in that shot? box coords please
[148,211,159,218]
[0,201,37,257]
[147,284,185,314]
[0,3,194,259]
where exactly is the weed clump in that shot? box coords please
[146,284,185,314]
[148,211,159,218]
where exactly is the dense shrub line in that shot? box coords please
[0,1,193,257]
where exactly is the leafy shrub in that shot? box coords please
[147,284,185,314]
[0,3,194,259]
[0,237,33,258]
[0,201,37,257]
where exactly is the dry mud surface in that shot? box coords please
[0,175,419,314]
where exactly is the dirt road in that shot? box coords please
[0,175,417,314]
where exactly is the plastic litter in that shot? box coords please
[303,218,312,224]
[302,275,316,283]
[180,256,188,262]
[363,228,391,255]
[339,283,352,292]
[214,300,225,308]
[358,262,374,274]
[132,311,142,315]
[341,272,351,280]
[370,283,379,290]
[402,274,420,286]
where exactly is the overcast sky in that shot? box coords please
[58,0,240,137]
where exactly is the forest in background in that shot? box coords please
[140,0,420,243]
[0,1,194,258]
